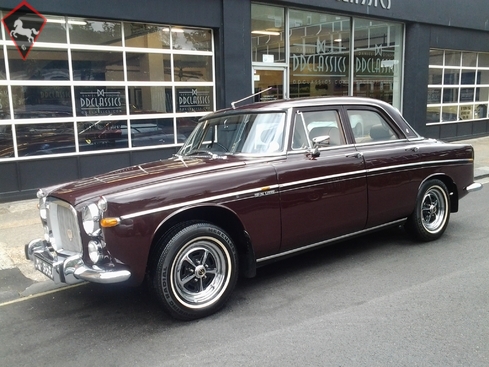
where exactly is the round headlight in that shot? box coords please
[82,203,101,236]
[88,240,103,264]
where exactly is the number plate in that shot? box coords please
[34,255,54,280]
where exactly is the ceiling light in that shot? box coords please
[46,19,87,25]
[252,30,280,36]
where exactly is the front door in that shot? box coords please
[276,107,368,252]
[253,67,285,102]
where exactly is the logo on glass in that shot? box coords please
[2,1,46,60]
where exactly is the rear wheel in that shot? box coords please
[153,222,238,320]
[406,179,450,241]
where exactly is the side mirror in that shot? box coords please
[312,135,330,147]
[306,135,330,159]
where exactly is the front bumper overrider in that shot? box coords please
[25,239,131,284]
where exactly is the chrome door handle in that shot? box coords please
[405,146,419,152]
[346,152,363,159]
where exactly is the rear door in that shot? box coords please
[275,107,368,252]
[346,107,422,228]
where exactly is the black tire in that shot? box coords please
[153,222,238,320]
[406,179,450,241]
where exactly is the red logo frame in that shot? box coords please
[2,1,47,60]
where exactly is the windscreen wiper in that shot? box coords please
[186,150,228,159]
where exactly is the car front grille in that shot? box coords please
[46,198,83,255]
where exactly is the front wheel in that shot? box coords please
[153,222,238,320]
[406,179,450,241]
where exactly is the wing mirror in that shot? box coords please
[307,135,330,159]
[312,135,330,147]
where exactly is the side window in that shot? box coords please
[292,109,345,150]
[303,110,345,146]
[292,112,309,150]
[347,110,399,143]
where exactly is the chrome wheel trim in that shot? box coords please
[421,186,447,233]
[170,236,231,309]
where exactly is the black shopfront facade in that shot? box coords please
[0,0,488,201]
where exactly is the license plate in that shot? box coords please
[34,256,54,280]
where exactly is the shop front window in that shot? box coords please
[0,124,13,158]
[0,86,10,119]
[172,28,212,51]
[175,86,214,113]
[353,19,403,107]
[130,118,180,146]
[75,86,125,117]
[177,116,199,140]
[427,50,489,123]
[251,4,285,63]
[128,86,173,114]
[8,47,69,80]
[35,16,67,43]
[69,19,122,46]
[173,54,213,82]
[124,23,170,49]
[78,120,128,152]
[15,122,75,156]
[1,51,7,79]
[72,50,124,81]
[12,86,72,119]
[289,10,350,98]
[0,11,215,161]
[251,4,404,110]
[126,53,171,81]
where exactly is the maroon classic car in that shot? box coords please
[26,97,482,320]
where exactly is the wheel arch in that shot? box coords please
[147,204,256,280]
[419,174,459,213]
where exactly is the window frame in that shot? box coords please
[427,49,489,125]
[0,14,216,161]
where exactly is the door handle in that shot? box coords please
[405,146,419,152]
[346,152,363,159]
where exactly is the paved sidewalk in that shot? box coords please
[1,136,488,304]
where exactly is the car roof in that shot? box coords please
[202,96,400,120]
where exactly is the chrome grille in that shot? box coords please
[46,198,82,255]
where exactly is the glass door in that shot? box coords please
[253,67,286,102]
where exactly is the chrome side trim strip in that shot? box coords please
[121,184,280,220]
[366,159,473,175]
[256,218,406,264]
[279,170,366,189]
[121,157,472,220]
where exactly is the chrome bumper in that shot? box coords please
[465,182,483,193]
[25,239,131,284]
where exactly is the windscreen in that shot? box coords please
[178,112,286,156]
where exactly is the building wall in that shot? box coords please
[1,0,488,201]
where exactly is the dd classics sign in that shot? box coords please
[336,0,392,10]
